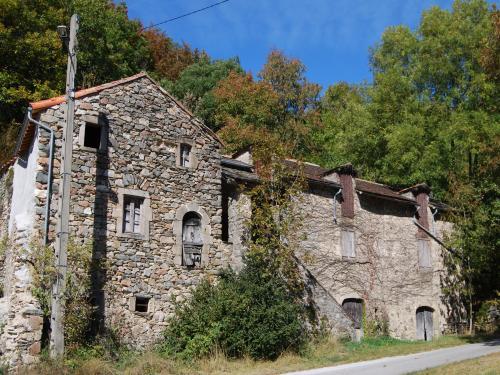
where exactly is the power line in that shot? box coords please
[142,0,230,31]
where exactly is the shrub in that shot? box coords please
[161,259,306,360]
[475,294,500,334]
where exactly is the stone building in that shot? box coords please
[0,73,456,367]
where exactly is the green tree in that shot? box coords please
[258,49,322,157]
[0,0,152,163]
[166,57,244,130]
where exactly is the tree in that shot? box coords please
[143,28,198,82]
[212,71,280,152]
[167,57,244,130]
[0,0,152,163]
[258,50,322,158]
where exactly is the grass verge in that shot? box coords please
[24,335,484,375]
[410,352,500,375]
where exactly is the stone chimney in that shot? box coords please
[411,184,431,238]
[335,164,357,219]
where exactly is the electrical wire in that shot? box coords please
[141,0,230,31]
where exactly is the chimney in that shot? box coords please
[336,164,357,219]
[412,184,431,238]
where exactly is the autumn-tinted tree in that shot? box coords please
[258,50,322,157]
[143,28,198,82]
[212,72,281,152]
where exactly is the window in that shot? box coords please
[418,239,432,269]
[182,212,202,267]
[83,122,101,149]
[123,196,144,233]
[134,296,150,313]
[179,143,191,167]
[341,229,355,258]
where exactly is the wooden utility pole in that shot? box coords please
[51,13,79,358]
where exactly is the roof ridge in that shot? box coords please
[30,72,148,111]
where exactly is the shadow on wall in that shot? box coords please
[91,114,117,335]
[359,195,414,218]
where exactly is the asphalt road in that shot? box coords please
[283,340,500,375]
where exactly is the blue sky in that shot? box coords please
[126,0,455,89]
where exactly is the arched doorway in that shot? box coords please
[342,298,363,329]
[182,212,202,267]
[416,306,434,341]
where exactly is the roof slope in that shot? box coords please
[29,71,222,145]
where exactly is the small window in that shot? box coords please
[179,144,191,167]
[418,239,432,269]
[341,230,355,258]
[123,196,144,233]
[135,296,150,313]
[83,123,101,149]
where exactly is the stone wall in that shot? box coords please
[0,146,43,367]
[34,76,230,348]
[296,180,452,340]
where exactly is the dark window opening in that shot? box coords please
[84,123,101,149]
[180,144,191,167]
[135,296,150,313]
[342,298,363,329]
[123,196,144,233]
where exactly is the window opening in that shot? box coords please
[180,144,191,167]
[83,123,101,149]
[135,296,150,313]
[123,196,144,233]
[182,212,202,267]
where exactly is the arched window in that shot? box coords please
[342,298,363,329]
[416,306,434,341]
[182,212,202,267]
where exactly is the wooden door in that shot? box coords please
[342,299,363,329]
[416,307,434,341]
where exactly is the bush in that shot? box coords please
[475,295,500,334]
[161,259,306,360]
